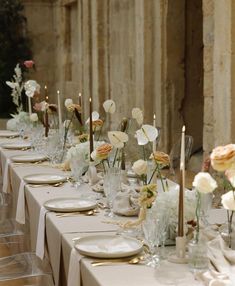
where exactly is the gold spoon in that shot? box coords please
[91,256,144,266]
[27,181,65,188]
[56,209,95,218]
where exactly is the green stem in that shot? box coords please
[195,191,201,243]
[148,163,158,184]
[143,146,146,161]
[102,161,106,174]
[157,163,166,192]
[112,148,119,167]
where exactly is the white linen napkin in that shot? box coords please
[2,158,10,193]
[15,180,26,224]
[36,206,49,260]
[68,247,82,286]
[195,235,235,286]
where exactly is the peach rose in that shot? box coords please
[210,144,235,171]
[95,143,112,160]
[150,151,170,166]
[92,119,104,131]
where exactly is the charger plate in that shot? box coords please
[23,173,67,184]
[0,130,19,138]
[11,154,47,163]
[44,198,96,212]
[74,235,143,258]
[1,142,31,150]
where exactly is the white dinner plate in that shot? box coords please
[1,142,31,150]
[74,235,143,258]
[23,173,67,184]
[0,130,19,138]
[11,154,47,163]
[44,198,97,212]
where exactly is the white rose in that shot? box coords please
[103,99,116,114]
[132,159,148,176]
[221,190,235,211]
[132,107,143,125]
[192,172,217,194]
[30,113,38,122]
[64,98,73,109]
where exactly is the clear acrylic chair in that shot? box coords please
[0,209,53,285]
[0,192,12,220]
[0,252,53,285]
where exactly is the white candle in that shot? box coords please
[78,92,82,106]
[153,114,156,152]
[28,97,32,115]
[57,90,62,128]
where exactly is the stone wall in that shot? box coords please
[21,0,206,153]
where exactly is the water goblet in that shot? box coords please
[103,167,121,217]
[142,210,160,268]
[70,157,87,189]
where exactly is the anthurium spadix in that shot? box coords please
[136,124,158,145]
[108,131,129,149]
[103,99,116,114]
[86,111,99,124]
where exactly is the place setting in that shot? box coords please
[43,197,98,217]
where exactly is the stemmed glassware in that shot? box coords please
[70,157,87,190]
[142,207,170,267]
[103,167,121,217]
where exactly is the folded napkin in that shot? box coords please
[2,158,10,193]
[36,206,49,259]
[68,247,82,286]
[15,180,26,224]
[196,235,235,286]
[113,188,140,217]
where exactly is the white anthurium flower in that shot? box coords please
[29,113,38,122]
[132,160,148,176]
[136,124,158,145]
[64,98,73,109]
[24,80,40,97]
[132,107,143,125]
[192,172,217,194]
[86,111,100,124]
[108,131,128,149]
[221,191,235,211]
[103,99,116,114]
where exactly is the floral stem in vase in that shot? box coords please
[195,191,201,243]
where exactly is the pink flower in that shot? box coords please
[24,60,34,68]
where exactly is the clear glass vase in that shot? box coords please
[188,233,208,272]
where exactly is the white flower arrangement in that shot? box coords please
[151,186,196,238]
[66,141,105,167]
[6,111,30,131]
[6,64,24,112]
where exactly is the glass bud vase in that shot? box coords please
[188,232,208,272]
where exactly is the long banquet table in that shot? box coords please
[0,135,206,286]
